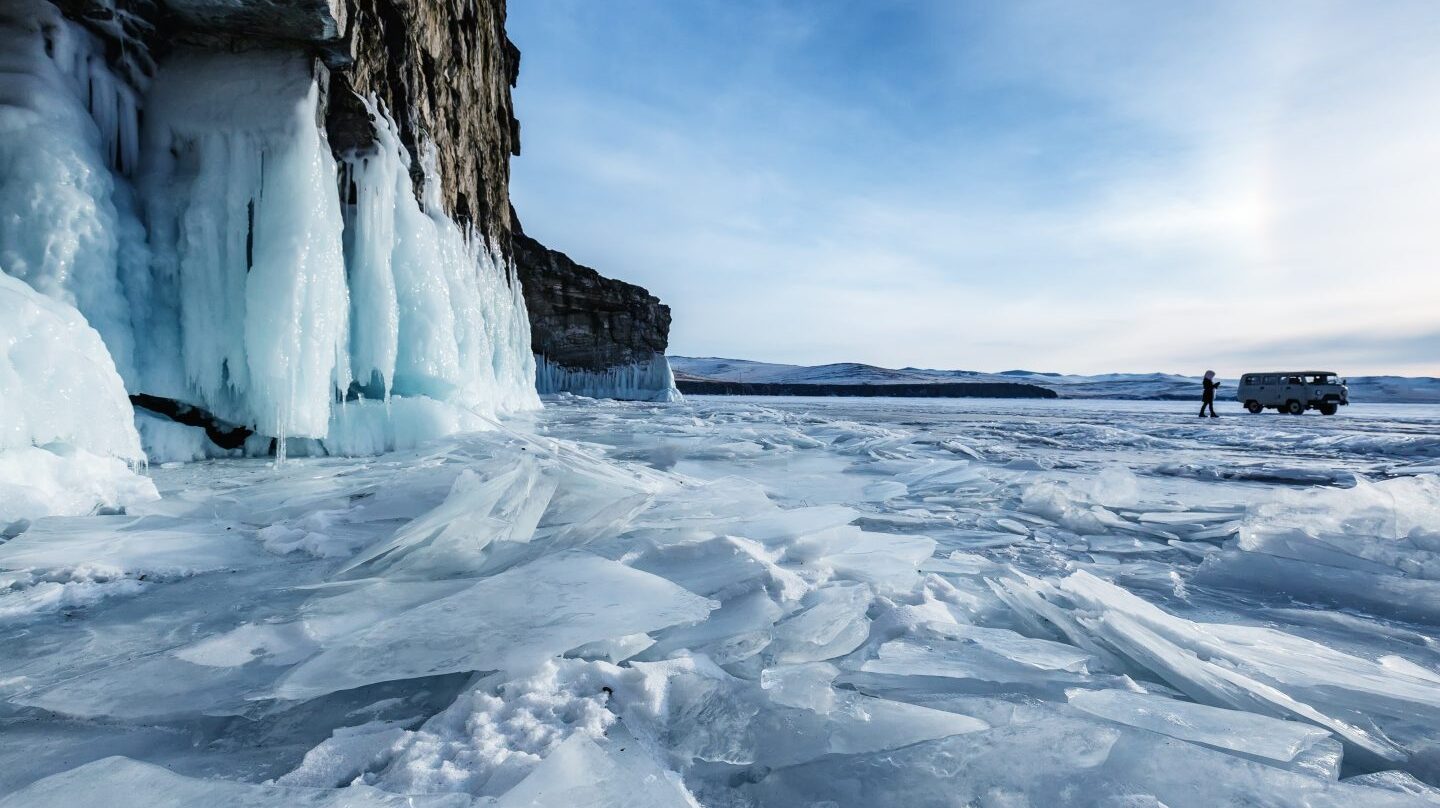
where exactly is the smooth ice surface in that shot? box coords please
[3,397,1440,806]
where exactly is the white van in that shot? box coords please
[1236,372,1348,415]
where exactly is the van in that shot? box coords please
[1236,372,1348,415]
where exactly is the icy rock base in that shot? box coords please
[535,354,682,402]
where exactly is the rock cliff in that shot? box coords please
[55,0,518,243]
[512,226,679,401]
[34,0,675,414]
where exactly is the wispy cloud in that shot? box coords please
[508,0,1440,376]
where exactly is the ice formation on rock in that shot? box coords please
[1,5,538,466]
[0,273,156,520]
[535,354,682,402]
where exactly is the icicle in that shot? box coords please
[535,355,683,402]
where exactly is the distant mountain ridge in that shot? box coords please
[670,357,1440,404]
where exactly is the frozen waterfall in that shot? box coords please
[535,354,682,402]
[0,2,539,492]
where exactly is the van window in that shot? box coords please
[1243,375,1255,384]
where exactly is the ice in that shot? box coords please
[789,525,936,592]
[6,396,1440,802]
[1067,688,1333,763]
[1344,771,1440,802]
[861,637,1095,689]
[630,535,805,603]
[336,98,538,417]
[492,732,698,808]
[0,3,141,384]
[137,48,350,440]
[274,553,714,700]
[759,661,840,712]
[927,622,1098,672]
[0,445,157,522]
[766,582,873,663]
[339,459,557,578]
[639,588,782,664]
[0,756,471,807]
[536,354,683,402]
[0,272,143,464]
[4,10,537,460]
[0,514,263,579]
[739,716,1429,808]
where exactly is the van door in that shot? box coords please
[1256,375,1276,405]
[1282,375,1304,408]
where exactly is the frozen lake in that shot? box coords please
[2,395,1440,805]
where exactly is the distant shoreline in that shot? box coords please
[674,380,1058,399]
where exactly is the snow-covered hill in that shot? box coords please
[671,357,1440,404]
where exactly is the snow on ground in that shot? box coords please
[3,396,1440,806]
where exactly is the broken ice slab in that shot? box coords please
[0,756,471,808]
[1066,688,1332,763]
[723,504,860,546]
[566,633,657,664]
[493,732,697,808]
[622,660,986,771]
[1084,535,1173,555]
[1237,525,1431,578]
[923,623,1097,673]
[789,526,936,592]
[932,529,1028,550]
[273,553,714,700]
[639,588,782,665]
[630,535,805,603]
[766,582,873,664]
[1195,549,1440,624]
[863,634,1094,686]
[1341,771,1440,802]
[918,551,1007,577]
[760,662,841,712]
[338,461,558,579]
[739,715,1430,808]
[0,514,269,580]
[1136,511,1245,524]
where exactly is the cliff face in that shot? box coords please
[512,230,671,372]
[512,228,679,401]
[324,0,518,237]
[40,0,675,412]
[61,0,518,243]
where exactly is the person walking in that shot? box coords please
[1199,370,1220,418]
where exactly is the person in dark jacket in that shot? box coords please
[1199,370,1219,418]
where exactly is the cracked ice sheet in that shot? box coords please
[5,397,1440,806]
[273,553,715,700]
[0,756,472,808]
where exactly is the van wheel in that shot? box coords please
[1319,403,1338,416]
[1285,400,1304,415]
[1245,400,1263,414]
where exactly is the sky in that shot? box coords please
[506,0,1440,377]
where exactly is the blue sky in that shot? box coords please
[507,1,1440,376]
